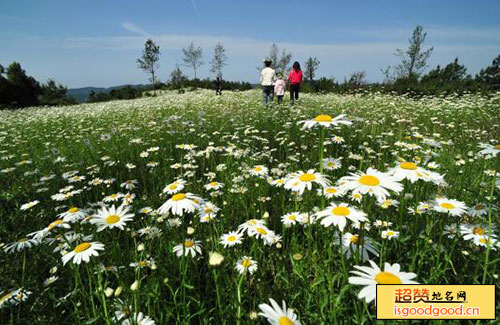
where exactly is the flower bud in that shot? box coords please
[104,287,114,298]
[130,280,140,292]
[114,286,123,297]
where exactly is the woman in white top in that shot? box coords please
[260,59,276,105]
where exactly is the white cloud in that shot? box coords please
[121,21,149,37]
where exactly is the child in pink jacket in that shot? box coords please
[274,73,286,104]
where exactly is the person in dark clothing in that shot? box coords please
[288,61,303,105]
[214,77,222,95]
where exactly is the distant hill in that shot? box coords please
[68,84,148,102]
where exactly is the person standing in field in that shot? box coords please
[274,73,286,104]
[214,77,222,95]
[260,59,276,105]
[288,61,303,105]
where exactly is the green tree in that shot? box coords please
[6,62,41,107]
[304,57,320,82]
[39,79,71,105]
[169,64,188,88]
[209,42,227,79]
[394,26,434,79]
[182,42,204,80]
[476,54,500,91]
[137,39,161,88]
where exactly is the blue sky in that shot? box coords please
[1,0,499,88]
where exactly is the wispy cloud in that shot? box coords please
[190,0,201,17]
[121,21,149,37]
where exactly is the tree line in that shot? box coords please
[0,62,77,108]
[2,25,499,109]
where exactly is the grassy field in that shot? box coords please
[0,90,499,324]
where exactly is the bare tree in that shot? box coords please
[182,42,204,80]
[304,57,320,82]
[137,39,160,87]
[209,42,227,79]
[394,26,433,79]
[345,71,366,87]
[277,48,293,74]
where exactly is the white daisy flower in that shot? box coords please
[90,205,134,232]
[433,198,467,217]
[20,200,39,211]
[238,219,266,235]
[235,256,258,275]
[348,260,418,303]
[298,114,352,129]
[162,179,187,194]
[58,207,88,223]
[460,224,496,241]
[341,233,379,261]
[3,237,40,253]
[121,312,155,325]
[61,241,105,265]
[478,143,500,156]
[172,239,202,257]
[219,231,243,248]
[258,298,301,325]
[339,167,403,202]
[315,203,368,232]
[473,235,498,250]
[204,181,224,191]
[323,157,342,171]
[157,193,203,216]
[284,169,331,195]
[381,229,400,240]
[281,212,303,227]
[250,165,268,177]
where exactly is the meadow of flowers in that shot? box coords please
[0,89,499,324]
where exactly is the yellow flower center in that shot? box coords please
[289,215,297,220]
[314,114,333,122]
[350,235,359,244]
[227,235,236,242]
[358,175,380,186]
[387,231,395,236]
[475,204,484,210]
[74,242,91,253]
[279,316,295,325]
[248,219,258,225]
[473,227,485,235]
[241,258,252,268]
[169,184,178,190]
[48,220,63,230]
[479,238,488,244]
[254,166,263,172]
[204,208,213,213]
[256,227,268,235]
[400,162,417,170]
[326,188,337,194]
[440,202,455,210]
[494,144,500,150]
[375,271,402,284]
[106,214,120,224]
[172,193,186,201]
[299,173,316,182]
[110,194,118,198]
[184,240,194,248]
[332,206,350,216]
[138,261,148,267]
[68,207,79,213]
[0,292,13,303]
[17,238,28,242]
[209,181,218,186]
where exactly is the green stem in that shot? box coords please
[236,274,245,324]
[482,175,496,284]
